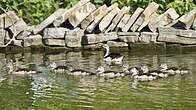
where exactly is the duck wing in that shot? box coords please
[105,53,123,59]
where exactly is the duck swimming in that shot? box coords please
[96,66,125,79]
[100,43,124,65]
[159,64,189,75]
[49,62,95,76]
[6,60,40,75]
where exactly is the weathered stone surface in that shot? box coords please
[9,18,28,36]
[99,6,120,32]
[33,8,67,34]
[107,41,128,47]
[16,30,31,40]
[13,40,22,47]
[81,5,107,30]
[192,17,196,30]
[86,3,118,33]
[44,39,65,46]
[131,2,159,32]
[122,7,144,32]
[53,0,90,27]
[158,27,196,44]
[43,28,69,39]
[105,6,130,32]
[167,9,196,29]
[68,2,96,28]
[82,32,118,44]
[0,29,7,46]
[24,35,43,47]
[82,43,101,50]
[0,11,20,28]
[139,32,158,43]
[118,32,139,43]
[116,14,130,31]
[148,8,179,32]
[65,28,84,48]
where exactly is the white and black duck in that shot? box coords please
[49,62,95,76]
[100,43,124,65]
[6,59,40,75]
[96,66,125,79]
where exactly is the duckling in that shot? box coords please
[159,64,189,75]
[129,67,157,81]
[49,62,68,73]
[96,66,125,79]
[6,60,40,75]
[66,65,95,76]
[100,43,124,65]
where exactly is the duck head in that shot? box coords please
[159,63,168,71]
[96,66,105,74]
[140,65,149,74]
[130,67,139,77]
[49,62,57,70]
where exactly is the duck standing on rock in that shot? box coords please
[100,43,124,65]
[5,59,40,75]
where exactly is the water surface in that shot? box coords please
[0,50,196,110]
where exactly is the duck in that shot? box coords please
[140,65,168,78]
[96,66,125,79]
[49,62,69,73]
[100,43,124,65]
[159,64,189,75]
[129,65,158,81]
[65,65,96,76]
[6,59,40,75]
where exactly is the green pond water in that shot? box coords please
[0,50,196,110]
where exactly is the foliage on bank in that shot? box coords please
[0,0,195,25]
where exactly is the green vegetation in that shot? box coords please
[0,0,195,25]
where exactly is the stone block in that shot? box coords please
[44,39,66,46]
[0,11,20,28]
[33,8,67,34]
[139,32,158,43]
[43,28,68,39]
[82,32,118,44]
[65,28,84,47]
[24,35,43,47]
[9,18,28,36]
[68,2,96,28]
[118,32,139,43]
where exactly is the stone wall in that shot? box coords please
[1,1,196,51]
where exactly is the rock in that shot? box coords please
[0,29,7,46]
[82,32,118,44]
[192,17,196,30]
[16,30,31,40]
[99,6,120,32]
[116,14,131,31]
[107,41,128,47]
[86,3,118,33]
[158,27,196,44]
[131,2,159,32]
[105,6,130,32]
[33,8,67,34]
[24,35,44,47]
[9,18,28,36]
[13,40,22,47]
[0,11,20,28]
[122,7,144,32]
[139,32,158,43]
[44,39,66,46]
[81,5,107,30]
[82,43,101,50]
[53,0,90,27]
[43,28,69,39]
[68,2,96,28]
[65,28,84,48]
[148,8,179,32]
[167,9,196,29]
[118,32,139,43]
